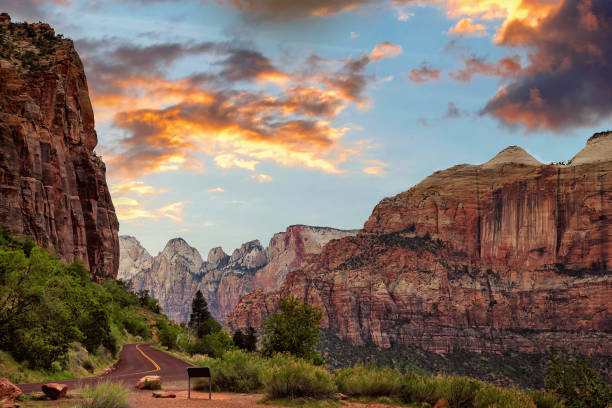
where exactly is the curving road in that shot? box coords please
[18,343,194,394]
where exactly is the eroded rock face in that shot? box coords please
[227,132,612,357]
[123,225,356,323]
[0,15,119,279]
[118,236,153,281]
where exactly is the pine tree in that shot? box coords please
[188,290,212,338]
[232,329,245,349]
[243,326,258,352]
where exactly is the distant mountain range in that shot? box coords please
[119,225,356,323]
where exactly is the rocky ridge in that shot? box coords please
[121,225,356,323]
[228,132,612,358]
[0,14,119,279]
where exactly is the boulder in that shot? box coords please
[0,378,22,402]
[152,391,176,398]
[337,393,348,400]
[433,399,450,408]
[42,383,67,400]
[136,376,162,390]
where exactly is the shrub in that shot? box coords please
[528,390,564,408]
[188,331,233,358]
[264,355,337,400]
[158,322,181,350]
[76,381,130,408]
[473,385,536,408]
[546,349,612,408]
[334,364,404,397]
[82,358,94,373]
[441,376,482,408]
[401,374,442,405]
[195,350,265,393]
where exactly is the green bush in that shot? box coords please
[441,376,482,408]
[76,381,130,408]
[196,350,265,393]
[264,354,337,400]
[188,331,234,358]
[546,349,612,408]
[528,390,564,408]
[334,364,404,397]
[401,374,442,405]
[158,321,182,350]
[473,385,536,408]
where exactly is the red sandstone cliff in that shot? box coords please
[227,132,612,357]
[0,14,119,279]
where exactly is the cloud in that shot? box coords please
[369,42,403,61]
[109,180,167,195]
[82,39,389,180]
[350,32,359,39]
[406,62,441,83]
[206,187,225,193]
[251,173,272,182]
[114,197,190,223]
[362,159,389,175]
[1,0,70,21]
[482,0,612,131]
[202,220,214,227]
[449,55,521,82]
[443,101,462,118]
[220,0,382,21]
[447,17,488,36]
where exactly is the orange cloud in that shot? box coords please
[362,160,389,175]
[114,197,190,224]
[369,42,403,61]
[206,187,225,193]
[109,180,166,196]
[407,62,441,83]
[447,17,488,36]
[251,173,273,183]
[449,55,522,82]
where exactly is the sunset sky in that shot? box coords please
[4,0,611,256]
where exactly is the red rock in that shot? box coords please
[0,378,22,402]
[41,383,67,400]
[0,15,118,280]
[152,391,176,398]
[228,132,612,358]
[433,398,450,408]
[338,393,349,400]
[136,376,162,389]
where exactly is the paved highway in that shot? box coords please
[18,343,194,394]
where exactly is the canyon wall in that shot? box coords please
[228,132,612,357]
[0,14,119,279]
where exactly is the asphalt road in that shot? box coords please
[18,343,194,394]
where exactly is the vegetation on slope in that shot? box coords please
[0,230,162,383]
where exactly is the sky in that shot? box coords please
[4,0,611,256]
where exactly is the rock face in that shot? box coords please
[118,236,153,280]
[228,132,612,358]
[123,225,356,323]
[0,15,119,279]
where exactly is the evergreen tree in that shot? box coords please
[232,329,245,349]
[189,290,213,338]
[243,326,258,352]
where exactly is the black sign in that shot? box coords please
[187,367,211,378]
[187,366,211,400]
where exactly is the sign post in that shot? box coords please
[187,367,211,400]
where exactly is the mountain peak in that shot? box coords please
[570,131,612,166]
[482,145,541,168]
[160,237,203,269]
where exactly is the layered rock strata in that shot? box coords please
[228,132,612,357]
[0,14,119,279]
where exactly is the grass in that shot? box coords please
[334,365,404,397]
[74,381,130,408]
[263,355,337,400]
